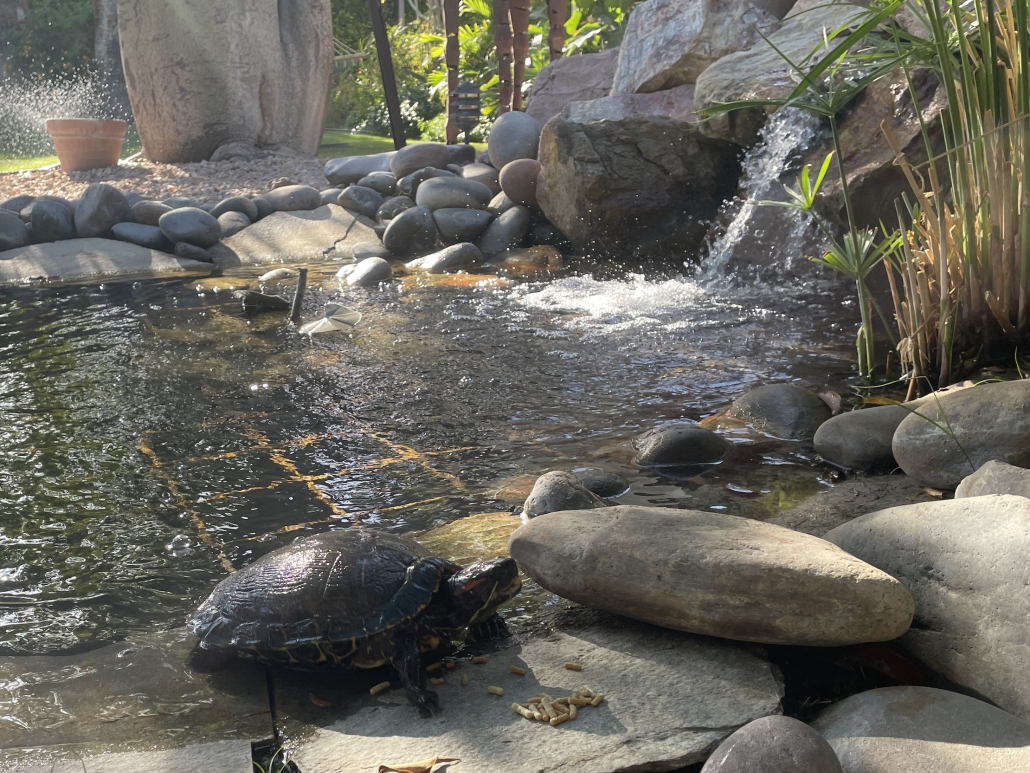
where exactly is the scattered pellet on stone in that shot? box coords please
[487,685,504,696]
[564,661,583,671]
[461,673,469,686]
[510,665,527,675]
[426,662,442,672]
[473,656,488,664]
[512,703,537,719]
[550,713,571,726]
[369,681,391,695]
[568,702,577,720]
[590,693,605,706]
[430,677,445,685]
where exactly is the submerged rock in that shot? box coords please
[633,423,734,469]
[522,470,608,518]
[701,715,843,773]
[405,242,481,274]
[728,383,831,439]
[573,468,630,498]
[813,404,909,471]
[956,460,1030,499]
[239,290,290,313]
[346,257,392,287]
[509,506,915,646]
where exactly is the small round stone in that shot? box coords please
[159,207,222,248]
[347,256,393,286]
[700,715,843,773]
[217,211,251,238]
[132,200,173,226]
[488,111,541,169]
[174,242,214,263]
[338,185,385,219]
[111,222,174,252]
[377,195,417,222]
[209,196,259,222]
[74,183,132,238]
[382,205,438,255]
[499,158,542,208]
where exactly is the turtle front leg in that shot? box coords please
[392,630,440,716]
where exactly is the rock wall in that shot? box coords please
[117,0,333,163]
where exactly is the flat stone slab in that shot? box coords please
[0,238,213,286]
[0,740,253,773]
[209,204,378,266]
[0,628,269,768]
[290,620,784,773]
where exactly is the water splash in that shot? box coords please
[698,108,823,283]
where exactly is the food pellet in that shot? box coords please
[426,662,442,672]
[461,673,469,686]
[569,697,591,706]
[473,656,488,664]
[564,662,583,671]
[569,703,578,720]
[550,713,571,726]
[539,697,558,720]
[510,665,527,675]
[430,677,445,685]
[369,681,391,696]
[487,685,504,696]
[577,687,594,698]
[527,697,542,704]
[512,703,537,719]
[590,693,605,706]
[554,702,570,715]
[445,660,456,669]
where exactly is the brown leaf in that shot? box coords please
[379,757,461,773]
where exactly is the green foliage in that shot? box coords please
[0,0,95,77]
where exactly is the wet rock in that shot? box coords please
[174,242,214,263]
[892,379,1030,489]
[813,686,1030,773]
[252,195,274,220]
[74,183,133,238]
[488,111,542,169]
[478,205,531,256]
[526,47,621,124]
[530,222,569,249]
[955,460,1030,499]
[634,423,734,469]
[0,210,30,251]
[701,715,843,773]
[382,205,438,255]
[510,506,915,645]
[111,222,174,252]
[337,185,385,219]
[728,383,831,439]
[461,163,501,196]
[377,195,417,222]
[216,211,251,238]
[351,241,392,260]
[522,471,609,518]
[290,617,785,773]
[418,511,521,566]
[824,495,1030,719]
[209,195,259,222]
[415,177,494,211]
[357,172,397,196]
[483,245,563,276]
[406,242,482,274]
[487,192,517,216]
[346,256,392,286]
[611,0,778,96]
[499,158,542,208]
[325,151,397,186]
[262,184,323,212]
[29,199,76,243]
[402,166,457,198]
[572,468,629,498]
[814,404,909,471]
[433,208,494,242]
[320,187,344,206]
[239,290,290,313]
[391,142,452,178]
[159,207,222,248]
[132,200,173,226]
[447,143,477,166]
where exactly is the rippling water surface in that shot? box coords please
[0,266,857,655]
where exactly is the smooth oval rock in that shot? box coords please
[813,686,1030,773]
[892,379,1030,489]
[478,204,531,256]
[209,196,259,222]
[74,183,132,238]
[262,185,322,212]
[320,188,344,206]
[377,195,417,222]
[634,424,734,468]
[956,460,1030,499]
[351,241,392,260]
[132,200,173,226]
[159,207,222,248]
[391,143,453,178]
[337,185,385,219]
[415,177,494,211]
[1,194,34,213]
[382,205,438,255]
[728,383,832,439]
[402,166,457,198]
[488,111,542,169]
[324,151,396,186]
[461,163,501,196]
[433,208,494,242]
[111,222,174,252]
[814,404,909,471]
[499,158,542,207]
[522,471,608,519]
[573,469,630,499]
[487,192,517,216]
[252,196,274,220]
[163,196,203,210]
[29,199,76,243]
[0,210,30,251]
[824,495,1030,719]
[216,211,251,239]
[509,505,916,646]
[447,143,477,166]
[357,173,397,196]
[701,715,843,773]
[405,242,482,274]
[346,256,392,287]
[174,242,214,263]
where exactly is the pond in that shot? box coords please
[0,262,857,660]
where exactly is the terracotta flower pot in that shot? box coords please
[45,118,128,172]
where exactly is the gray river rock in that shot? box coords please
[111,221,174,252]
[523,470,609,518]
[405,242,482,274]
[290,619,785,773]
[210,195,259,222]
[382,205,438,255]
[956,460,1030,499]
[74,183,133,238]
[159,207,222,248]
[337,185,385,219]
[377,194,417,222]
[813,404,909,471]
[479,205,531,256]
[824,495,1030,720]
[813,687,1030,773]
[29,198,76,242]
[433,207,494,242]
[324,151,396,186]
[728,383,831,439]
[633,423,734,468]
[347,256,393,286]
[216,211,252,239]
[131,199,173,226]
[415,177,494,211]
[357,172,398,196]
[320,187,344,206]
[462,162,502,195]
[350,240,392,260]
[509,506,914,645]
[488,111,542,169]
[262,184,323,213]
[701,715,843,773]
[390,142,453,178]
[0,210,29,251]
[175,242,214,263]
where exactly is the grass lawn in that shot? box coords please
[0,155,60,173]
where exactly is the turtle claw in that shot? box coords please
[409,688,441,716]
[468,613,510,642]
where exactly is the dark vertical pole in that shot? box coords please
[367,0,407,150]
[290,268,308,323]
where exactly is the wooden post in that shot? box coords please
[443,0,461,143]
[290,268,308,323]
[547,0,567,62]
[367,0,407,149]
[508,0,530,111]
[493,0,513,114]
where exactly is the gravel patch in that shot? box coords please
[0,153,332,206]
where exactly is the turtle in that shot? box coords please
[188,528,521,713]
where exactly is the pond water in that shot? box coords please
[0,263,858,658]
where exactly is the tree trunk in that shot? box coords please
[493,0,513,114]
[93,0,130,116]
[508,0,530,111]
[443,0,460,143]
[547,0,567,62]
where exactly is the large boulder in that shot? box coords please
[536,99,739,257]
[813,687,1030,773]
[526,47,621,124]
[824,495,1030,719]
[891,379,1030,489]
[956,460,1030,499]
[509,506,915,646]
[611,0,778,96]
[118,0,333,162]
[694,4,866,146]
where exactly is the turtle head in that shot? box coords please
[444,557,521,628]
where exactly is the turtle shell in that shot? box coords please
[188,529,459,667]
